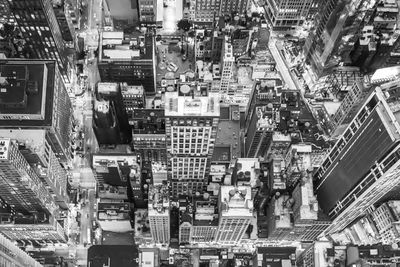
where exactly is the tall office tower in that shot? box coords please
[0,59,73,164]
[98,31,156,95]
[220,36,234,97]
[164,84,220,197]
[94,82,132,144]
[0,139,58,215]
[178,195,219,245]
[190,0,220,24]
[264,0,314,30]
[314,78,400,236]
[303,0,374,77]
[370,201,400,245]
[121,84,146,114]
[148,185,170,244]
[296,241,335,267]
[215,186,253,245]
[8,0,71,84]
[131,109,167,164]
[220,0,249,16]
[0,129,70,209]
[0,0,14,24]
[138,0,163,26]
[103,0,139,27]
[0,233,45,267]
[93,99,122,145]
[52,0,76,47]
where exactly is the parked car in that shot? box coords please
[167,62,178,72]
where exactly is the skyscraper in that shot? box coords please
[215,186,253,244]
[148,185,170,244]
[314,78,400,236]
[0,233,44,267]
[189,0,249,24]
[220,36,234,96]
[0,59,74,164]
[0,138,58,215]
[164,84,220,197]
[303,0,374,77]
[264,0,314,30]
[98,31,156,95]
[8,0,71,84]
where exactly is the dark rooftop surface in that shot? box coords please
[256,247,296,267]
[132,109,165,134]
[88,245,138,267]
[0,60,55,127]
[213,120,240,162]
[316,109,393,214]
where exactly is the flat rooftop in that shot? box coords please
[213,120,240,162]
[164,91,220,117]
[88,245,138,267]
[0,60,55,127]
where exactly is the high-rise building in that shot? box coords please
[164,84,220,197]
[8,0,71,84]
[131,109,166,164]
[189,0,249,24]
[52,0,77,46]
[370,201,400,245]
[93,83,131,145]
[0,59,74,164]
[178,195,218,245]
[220,0,249,16]
[0,233,44,267]
[0,216,67,244]
[0,138,58,216]
[264,0,314,30]
[148,185,170,244]
[314,79,400,236]
[138,0,163,26]
[215,186,253,245]
[303,0,374,77]
[0,129,70,209]
[220,36,234,96]
[98,31,156,95]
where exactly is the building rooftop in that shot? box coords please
[148,185,169,216]
[99,31,153,62]
[256,247,296,267]
[219,186,253,217]
[88,245,139,267]
[132,109,165,134]
[235,158,260,188]
[0,60,56,127]
[164,89,220,117]
[213,120,240,162]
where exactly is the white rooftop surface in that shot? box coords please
[220,186,253,217]
[371,66,400,83]
[103,49,140,59]
[98,82,119,93]
[156,0,163,22]
[122,85,144,95]
[164,92,220,117]
[0,129,46,155]
[102,31,124,39]
[313,241,334,267]
[98,220,133,232]
[274,196,292,228]
[323,101,342,115]
[141,251,155,267]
